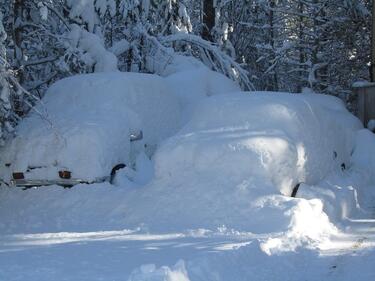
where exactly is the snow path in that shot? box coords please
[0,218,374,281]
[0,230,273,281]
[321,218,375,281]
[318,185,375,281]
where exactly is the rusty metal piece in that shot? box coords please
[59,170,71,179]
[12,172,25,180]
[11,178,93,188]
[130,130,143,142]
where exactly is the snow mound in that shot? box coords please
[367,119,375,132]
[128,261,190,281]
[0,72,181,181]
[155,92,361,196]
[158,54,206,77]
[351,129,375,183]
[261,198,337,254]
[297,129,375,222]
[298,182,360,222]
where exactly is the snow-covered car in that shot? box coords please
[0,72,181,187]
[153,92,363,197]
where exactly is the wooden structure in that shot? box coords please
[372,0,375,82]
[353,82,375,127]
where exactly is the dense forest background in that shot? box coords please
[0,0,372,144]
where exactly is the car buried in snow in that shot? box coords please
[153,92,363,197]
[0,72,181,188]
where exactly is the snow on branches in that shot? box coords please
[65,24,118,73]
[161,33,253,90]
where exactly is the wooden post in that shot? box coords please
[353,82,375,126]
[371,0,375,82]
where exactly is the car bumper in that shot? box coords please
[10,177,109,188]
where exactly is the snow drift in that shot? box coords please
[351,129,375,182]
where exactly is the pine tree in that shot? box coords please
[0,12,16,145]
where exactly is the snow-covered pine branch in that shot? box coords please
[65,24,118,73]
[161,32,254,90]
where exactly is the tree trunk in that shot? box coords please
[202,0,215,41]
[13,0,25,116]
[269,0,278,91]
[297,0,305,92]
[13,0,23,63]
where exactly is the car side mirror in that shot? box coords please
[130,130,143,142]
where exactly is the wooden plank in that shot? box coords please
[353,84,375,126]
[357,88,366,124]
[367,87,375,125]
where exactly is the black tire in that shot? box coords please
[110,164,126,184]
[291,183,302,197]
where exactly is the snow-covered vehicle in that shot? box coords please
[153,92,363,197]
[0,72,181,188]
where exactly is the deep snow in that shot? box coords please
[0,63,375,281]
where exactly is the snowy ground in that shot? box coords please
[0,193,374,281]
[1,138,374,281]
[1,66,375,280]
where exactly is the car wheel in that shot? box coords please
[110,164,126,184]
[291,183,302,197]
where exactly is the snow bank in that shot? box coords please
[351,129,375,182]
[260,198,337,254]
[159,55,206,77]
[0,72,181,181]
[297,182,360,222]
[296,130,375,223]
[367,119,375,132]
[0,181,335,246]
